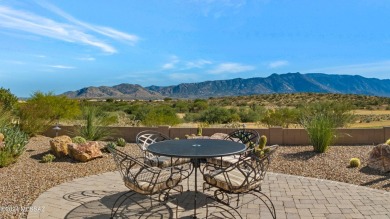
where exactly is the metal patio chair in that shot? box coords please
[206,129,260,167]
[202,145,278,219]
[136,130,193,189]
[107,145,184,218]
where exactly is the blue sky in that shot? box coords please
[1,0,390,97]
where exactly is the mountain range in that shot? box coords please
[62,73,390,99]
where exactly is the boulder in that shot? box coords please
[49,135,72,157]
[68,142,103,162]
[368,144,390,173]
[0,133,4,142]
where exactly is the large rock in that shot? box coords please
[68,142,103,162]
[50,135,72,157]
[368,144,390,173]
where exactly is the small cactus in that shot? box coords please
[197,126,203,136]
[349,158,361,168]
[386,138,390,145]
[42,154,56,163]
[106,142,117,149]
[116,138,126,147]
[72,136,87,144]
[258,135,267,150]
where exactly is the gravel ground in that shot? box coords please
[1,136,389,218]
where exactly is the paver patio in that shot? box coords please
[28,171,390,219]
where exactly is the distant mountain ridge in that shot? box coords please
[62,73,390,99]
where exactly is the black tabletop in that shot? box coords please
[147,139,246,158]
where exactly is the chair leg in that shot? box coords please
[206,194,242,219]
[110,191,137,218]
[250,189,276,219]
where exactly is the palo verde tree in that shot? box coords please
[18,91,81,135]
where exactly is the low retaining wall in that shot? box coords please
[44,126,390,146]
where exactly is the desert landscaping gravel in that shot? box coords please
[0,136,389,218]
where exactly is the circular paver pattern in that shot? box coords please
[27,171,390,219]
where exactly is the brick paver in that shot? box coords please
[27,172,390,219]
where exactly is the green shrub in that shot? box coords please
[142,106,180,126]
[0,150,16,167]
[72,136,87,144]
[199,107,234,124]
[0,87,18,111]
[0,125,29,157]
[42,154,56,163]
[75,106,111,141]
[301,114,335,153]
[116,138,126,147]
[18,92,80,135]
[349,158,361,168]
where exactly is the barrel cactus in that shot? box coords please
[72,136,87,144]
[349,158,361,168]
[116,138,126,147]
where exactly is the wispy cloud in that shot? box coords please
[196,0,246,18]
[268,60,289,69]
[77,56,95,61]
[37,1,139,45]
[162,55,179,69]
[186,59,212,68]
[0,2,139,54]
[208,62,255,74]
[306,60,390,79]
[48,65,75,69]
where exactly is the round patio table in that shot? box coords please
[147,139,246,218]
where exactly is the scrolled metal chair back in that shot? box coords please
[136,130,170,159]
[107,146,148,187]
[224,129,260,149]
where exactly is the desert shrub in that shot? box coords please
[349,158,361,167]
[0,107,12,128]
[173,100,189,113]
[386,139,390,145]
[299,101,354,128]
[238,105,266,123]
[72,136,87,144]
[75,106,112,141]
[261,108,299,128]
[116,138,126,147]
[0,125,29,157]
[42,154,56,163]
[300,114,335,153]
[18,92,80,135]
[0,87,18,111]
[198,107,235,124]
[0,151,15,167]
[142,106,180,126]
[190,99,208,113]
